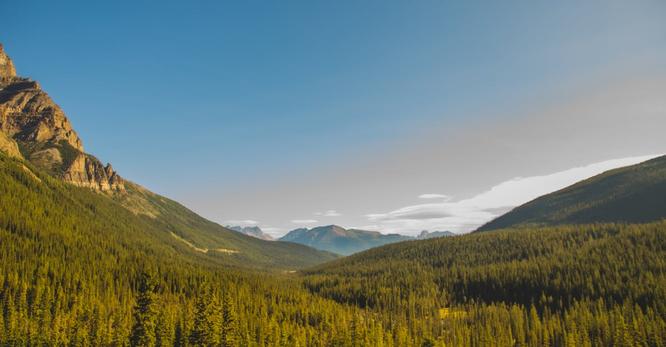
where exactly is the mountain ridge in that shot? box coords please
[477,154,666,232]
[280,225,453,255]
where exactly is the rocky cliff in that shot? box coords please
[0,44,123,191]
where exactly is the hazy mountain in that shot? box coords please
[228,225,274,240]
[417,230,455,239]
[0,44,335,270]
[477,155,666,232]
[280,225,412,255]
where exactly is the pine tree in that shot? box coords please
[189,292,214,346]
[129,272,158,347]
[154,310,173,347]
[221,291,239,347]
[173,319,186,347]
[421,337,436,347]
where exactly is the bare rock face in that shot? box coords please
[0,44,124,192]
[0,44,16,78]
[63,154,124,191]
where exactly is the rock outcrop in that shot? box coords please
[63,154,124,191]
[0,43,124,191]
[0,44,16,78]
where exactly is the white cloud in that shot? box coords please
[225,219,259,226]
[315,210,342,217]
[367,154,660,235]
[291,219,318,224]
[418,194,451,200]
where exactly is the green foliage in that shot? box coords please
[130,272,158,346]
[0,152,395,346]
[1,150,666,346]
[304,222,666,346]
[120,182,338,269]
[189,292,216,346]
[221,292,239,347]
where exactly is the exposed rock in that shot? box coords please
[0,43,124,192]
[0,44,16,78]
[63,153,124,191]
[0,77,83,151]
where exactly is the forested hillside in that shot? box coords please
[477,155,666,231]
[3,148,666,345]
[0,43,335,271]
[0,153,400,346]
[303,222,666,346]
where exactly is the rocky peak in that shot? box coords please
[0,43,124,192]
[0,44,17,78]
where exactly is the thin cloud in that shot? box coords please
[367,154,660,235]
[418,194,451,200]
[315,210,342,217]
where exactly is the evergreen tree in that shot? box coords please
[189,292,215,346]
[130,272,158,347]
[221,291,239,347]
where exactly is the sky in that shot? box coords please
[3,1,666,236]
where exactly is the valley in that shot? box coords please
[2,3,666,344]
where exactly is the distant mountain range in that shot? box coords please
[228,226,274,240]
[279,225,454,255]
[477,155,666,232]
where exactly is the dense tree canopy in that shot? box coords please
[304,222,666,346]
[1,152,665,346]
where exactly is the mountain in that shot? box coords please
[228,225,274,240]
[0,44,123,191]
[477,155,666,232]
[279,225,412,255]
[0,44,405,346]
[0,44,335,270]
[280,226,454,254]
[417,230,455,239]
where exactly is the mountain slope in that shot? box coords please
[280,225,412,255]
[0,152,334,269]
[0,151,404,345]
[0,44,335,270]
[477,155,666,232]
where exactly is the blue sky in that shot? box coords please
[4,1,666,235]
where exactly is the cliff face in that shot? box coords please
[0,44,124,191]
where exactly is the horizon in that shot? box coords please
[4,1,666,237]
